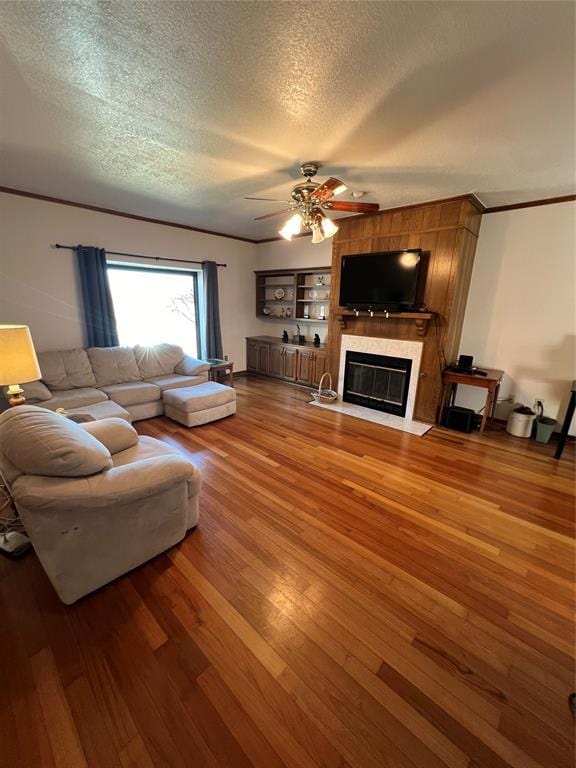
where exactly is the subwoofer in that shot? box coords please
[445,405,475,433]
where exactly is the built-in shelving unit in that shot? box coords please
[255,267,331,322]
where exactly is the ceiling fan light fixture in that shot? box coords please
[287,212,303,234]
[320,216,338,238]
[311,225,325,244]
[278,212,302,240]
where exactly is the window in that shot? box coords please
[107,264,200,356]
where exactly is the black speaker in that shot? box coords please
[445,406,475,433]
[458,354,474,370]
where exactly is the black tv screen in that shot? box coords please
[339,249,423,310]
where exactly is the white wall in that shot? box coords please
[254,237,332,344]
[0,192,257,369]
[457,202,575,432]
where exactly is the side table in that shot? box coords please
[439,368,504,433]
[204,359,234,387]
[554,380,575,459]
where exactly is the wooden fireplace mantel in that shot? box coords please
[333,309,433,336]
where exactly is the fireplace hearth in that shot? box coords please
[343,350,412,417]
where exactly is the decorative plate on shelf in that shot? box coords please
[262,306,271,315]
[274,288,285,300]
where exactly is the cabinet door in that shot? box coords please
[283,348,298,381]
[257,344,269,374]
[312,351,328,387]
[246,341,259,372]
[297,351,315,385]
[269,345,284,378]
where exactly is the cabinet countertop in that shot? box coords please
[246,336,328,351]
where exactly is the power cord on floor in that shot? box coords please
[0,482,25,537]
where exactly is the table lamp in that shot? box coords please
[0,325,42,405]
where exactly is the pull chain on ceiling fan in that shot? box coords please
[246,162,379,243]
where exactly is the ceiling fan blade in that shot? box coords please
[254,208,293,221]
[244,197,287,202]
[312,177,348,203]
[324,201,380,213]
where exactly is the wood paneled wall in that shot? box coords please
[327,195,484,423]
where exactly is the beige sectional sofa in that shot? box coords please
[17,343,210,422]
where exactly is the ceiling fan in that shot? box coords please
[246,162,379,243]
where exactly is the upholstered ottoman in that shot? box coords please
[163,382,236,427]
[67,400,132,423]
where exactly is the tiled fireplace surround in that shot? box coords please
[338,334,423,422]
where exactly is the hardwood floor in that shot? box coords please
[1,375,574,768]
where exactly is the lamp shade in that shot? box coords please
[0,325,42,385]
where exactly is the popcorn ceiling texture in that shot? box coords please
[0,1,574,238]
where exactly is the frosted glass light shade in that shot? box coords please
[321,217,339,238]
[311,226,325,244]
[0,325,41,385]
[279,213,303,240]
[278,223,294,241]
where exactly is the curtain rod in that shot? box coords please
[52,243,226,267]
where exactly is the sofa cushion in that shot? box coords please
[100,381,161,407]
[42,388,109,411]
[38,349,96,390]
[87,346,141,387]
[144,373,207,392]
[133,344,184,379]
[3,380,52,404]
[0,405,112,477]
[163,382,236,413]
[80,418,139,454]
[68,401,132,423]
[174,356,210,376]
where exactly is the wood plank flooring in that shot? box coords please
[1,375,574,768]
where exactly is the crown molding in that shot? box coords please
[0,186,259,244]
[2,185,573,246]
[483,194,576,214]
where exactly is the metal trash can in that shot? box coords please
[506,407,536,438]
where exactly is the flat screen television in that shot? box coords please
[339,249,424,310]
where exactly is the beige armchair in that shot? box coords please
[0,405,201,604]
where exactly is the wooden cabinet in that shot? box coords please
[283,347,298,381]
[269,344,284,378]
[296,350,315,385]
[247,337,327,389]
[247,339,269,375]
[269,344,297,381]
[297,349,329,387]
[311,350,328,387]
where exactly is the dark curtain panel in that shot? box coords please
[76,245,119,347]
[201,260,223,359]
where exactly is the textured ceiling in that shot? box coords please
[0,1,574,239]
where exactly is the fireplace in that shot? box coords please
[343,351,412,417]
[338,335,423,424]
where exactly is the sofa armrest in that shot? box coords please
[79,418,139,455]
[12,456,201,513]
[174,355,210,376]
